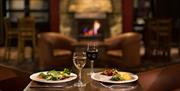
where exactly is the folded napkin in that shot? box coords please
[30,81,70,88]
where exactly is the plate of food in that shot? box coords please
[91,68,138,84]
[30,68,77,83]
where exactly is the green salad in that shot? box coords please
[110,72,132,81]
[38,68,71,81]
[111,74,125,81]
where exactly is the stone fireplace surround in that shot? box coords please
[59,0,123,40]
[50,0,133,37]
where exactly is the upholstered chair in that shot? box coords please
[138,63,180,91]
[37,32,77,70]
[104,32,142,68]
[17,16,36,62]
[0,65,31,91]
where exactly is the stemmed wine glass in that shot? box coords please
[86,42,98,75]
[73,51,87,87]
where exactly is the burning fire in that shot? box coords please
[83,20,101,36]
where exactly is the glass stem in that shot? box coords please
[78,69,82,83]
[91,60,94,73]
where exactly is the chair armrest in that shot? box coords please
[37,32,76,70]
[138,63,180,91]
[105,32,142,50]
[38,32,77,50]
[104,32,142,67]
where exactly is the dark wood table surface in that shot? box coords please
[24,68,143,91]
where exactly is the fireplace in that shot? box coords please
[59,0,123,40]
[68,0,112,41]
[75,16,110,41]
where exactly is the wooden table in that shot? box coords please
[24,68,143,91]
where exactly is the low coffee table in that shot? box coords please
[24,68,143,91]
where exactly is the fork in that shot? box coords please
[99,83,136,90]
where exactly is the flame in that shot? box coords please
[93,20,101,35]
[83,20,101,36]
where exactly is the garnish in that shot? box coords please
[111,74,124,81]
[101,68,118,76]
[38,68,71,81]
[111,72,132,81]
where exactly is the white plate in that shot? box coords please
[91,72,138,84]
[30,71,77,83]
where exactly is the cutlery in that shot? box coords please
[99,82,137,90]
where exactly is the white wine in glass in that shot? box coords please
[73,56,86,70]
[73,51,86,87]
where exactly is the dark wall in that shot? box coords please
[171,0,180,18]
[152,0,180,18]
[151,0,180,45]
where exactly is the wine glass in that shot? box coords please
[86,42,98,75]
[73,51,87,87]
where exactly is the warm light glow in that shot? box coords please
[93,20,101,35]
[83,20,101,36]
[69,0,112,13]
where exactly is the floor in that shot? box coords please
[0,46,180,73]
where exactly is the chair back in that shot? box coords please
[145,18,172,47]
[4,18,11,34]
[156,19,172,48]
[146,19,159,47]
[4,18,18,37]
[17,16,36,35]
[145,18,172,58]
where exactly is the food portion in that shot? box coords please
[111,72,132,81]
[101,68,132,81]
[101,68,118,76]
[38,68,71,81]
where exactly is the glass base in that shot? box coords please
[74,82,86,87]
[87,71,94,76]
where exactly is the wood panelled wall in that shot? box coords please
[50,0,59,32]
[122,0,133,33]
[0,0,3,44]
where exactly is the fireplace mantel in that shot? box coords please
[68,0,112,13]
[74,13,106,19]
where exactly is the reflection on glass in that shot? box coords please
[7,12,24,22]
[7,0,24,10]
[30,0,48,10]
[30,12,48,22]
[86,42,98,75]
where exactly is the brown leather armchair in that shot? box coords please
[138,63,180,91]
[37,32,142,70]
[103,32,142,68]
[37,32,77,70]
[0,65,31,91]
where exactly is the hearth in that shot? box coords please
[76,19,109,41]
[73,13,110,41]
[68,0,112,41]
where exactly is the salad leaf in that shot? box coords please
[63,68,70,75]
[38,68,71,81]
[111,75,124,81]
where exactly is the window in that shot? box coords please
[5,0,49,22]
[29,0,49,22]
[6,0,25,22]
[5,0,50,32]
